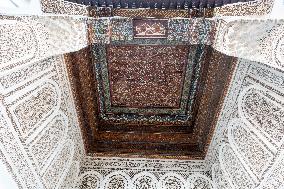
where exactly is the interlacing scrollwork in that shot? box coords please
[214,0,274,16]
[0,54,84,189]
[206,60,284,189]
[0,16,85,189]
[77,158,213,189]
[41,0,89,15]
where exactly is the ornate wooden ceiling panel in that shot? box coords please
[108,45,188,109]
[65,20,237,158]
[93,44,200,126]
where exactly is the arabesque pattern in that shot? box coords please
[1,0,284,188]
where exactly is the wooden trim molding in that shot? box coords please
[65,45,237,159]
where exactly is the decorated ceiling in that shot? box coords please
[62,0,281,159]
[66,13,237,157]
[1,0,284,189]
[66,0,256,9]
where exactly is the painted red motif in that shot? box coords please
[133,19,168,38]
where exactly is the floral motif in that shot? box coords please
[78,157,211,189]
[111,18,133,41]
[93,18,111,44]
[168,19,191,42]
[206,60,284,189]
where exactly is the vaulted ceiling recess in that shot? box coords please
[65,6,237,159]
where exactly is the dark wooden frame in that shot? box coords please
[64,45,237,159]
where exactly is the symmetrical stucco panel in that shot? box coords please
[206,59,284,189]
[0,54,85,189]
[0,16,87,189]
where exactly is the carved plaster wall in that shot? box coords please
[41,0,89,15]
[0,16,87,189]
[78,156,214,189]
[0,55,85,189]
[206,59,284,189]
[214,0,274,16]
[0,0,42,15]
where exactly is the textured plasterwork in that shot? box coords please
[205,59,284,189]
[0,55,85,189]
[213,18,284,70]
[214,0,274,16]
[90,17,284,70]
[77,156,215,189]
[0,15,88,70]
[1,8,284,189]
[41,0,89,15]
[0,16,86,189]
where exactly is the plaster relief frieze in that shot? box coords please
[78,156,211,189]
[41,0,89,15]
[0,16,88,69]
[211,163,232,189]
[9,81,61,140]
[61,161,81,189]
[0,108,44,189]
[101,171,132,189]
[219,144,256,189]
[213,19,284,70]
[214,0,274,16]
[228,119,274,181]
[79,171,103,189]
[43,140,75,189]
[258,149,284,189]
[0,58,54,94]
[238,86,284,147]
[186,174,216,189]
[29,113,68,173]
[0,55,84,189]
[158,173,187,189]
[0,14,89,189]
[206,60,284,189]
[0,20,39,70]
[132,172,158,189]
